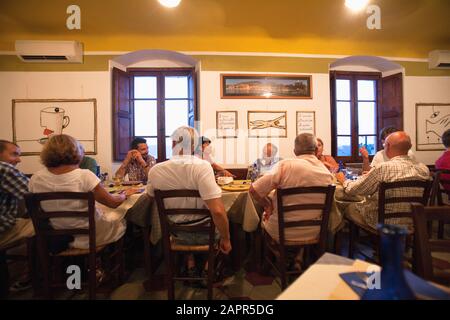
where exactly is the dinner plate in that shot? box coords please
[122,181,142,186]
[221,180,251,192]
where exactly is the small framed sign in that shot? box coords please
[296,111,315,136]
[216,111,238,138]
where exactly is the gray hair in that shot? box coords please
[294,133,317,155]
[171,126,200,156]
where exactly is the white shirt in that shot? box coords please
[29,168,126,249]
[371,149,416,167]
[252,154,333,242]
[147,155,222,224]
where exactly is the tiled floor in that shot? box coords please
[6,224,450,300]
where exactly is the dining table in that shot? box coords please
[276,252,450,300]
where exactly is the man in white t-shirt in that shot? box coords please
[360,126,416,172]
[146,127,231,254]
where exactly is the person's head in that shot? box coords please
[294,133,317,156]
[442,129,450,150]
[131,137,148,157]
[41,134,83,168]
[384,131,412,159]
[171,126,200,156]
[380,126,399,147]
[262,143,277,158]
[0,140,21,166]
[201,136,211,152]
[316,138,324,157]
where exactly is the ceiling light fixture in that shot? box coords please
[158,0,181,8]
[345,0,370,11]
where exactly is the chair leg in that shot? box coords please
[438,221,444,239]
[0,251,9,299]
[279,248,288,290]
[88,254,96,300]
[348,222,356,259]
[207,251,215,300]
[27,238,39,296]
[166,251,175,300]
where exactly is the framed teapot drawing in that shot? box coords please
[12,98,97,155]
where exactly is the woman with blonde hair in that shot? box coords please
[316,138,339,172]
[29,134,136,249]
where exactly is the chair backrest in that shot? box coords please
[430,169,450,206]
[411,204,450,281]
[276,185,336,253]
[377,180,432,224]
[154,189,216,249]
[24,192,96,256]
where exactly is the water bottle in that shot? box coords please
[338,161,344,173]
[362,224,415,300]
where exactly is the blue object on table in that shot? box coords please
[340,270,450,300]
[339,224,450,300]
[361,224,415,300]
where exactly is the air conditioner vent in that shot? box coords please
[15,40,83,63]
[428,50,450,70]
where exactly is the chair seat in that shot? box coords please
[55,245,106,257]
[264,229,319,247]
[169,237,212,252]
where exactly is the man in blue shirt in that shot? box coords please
[249,143,282,181]
[0,140,33,246]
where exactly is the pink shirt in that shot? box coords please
[252,155,332,242]
[435,150,450,192]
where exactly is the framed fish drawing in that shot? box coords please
[248,111,287,138]
[416,103,450,151]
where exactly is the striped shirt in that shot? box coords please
[343,155,430,229]
[0,161,29,233]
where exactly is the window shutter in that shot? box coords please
[379,73,403,144]
[112,67,133,161]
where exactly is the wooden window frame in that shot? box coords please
[330,71,382,164]
[126,67,197,162]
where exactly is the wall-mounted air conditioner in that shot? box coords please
[428,50,450,69]
[15,40,83,63]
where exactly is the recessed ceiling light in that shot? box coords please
[345,0,370,11]
[158,0,181,8]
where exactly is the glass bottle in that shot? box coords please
[362,224,415,300]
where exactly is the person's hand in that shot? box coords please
[221,170,235,178]
[263,203,273,221]
[125,150,136,163]
[359,146,369,159]
[125,188,139,197]
[335,172,346,185]
[219,238,232,254]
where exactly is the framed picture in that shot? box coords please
[296,111,316,136]
[12,98,97,155]
[216,111,238,138]
[221,73,312,99]
[416,103,450,151]
[248,111,287,138]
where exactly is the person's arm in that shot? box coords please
[92,183,137,208]
[204,198,232,254]
[115,150,135,179]
[339,167,380,197]
[211,163,235,178]
[359,146,371,172]
[325,155,339,173]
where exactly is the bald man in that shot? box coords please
[336,131,430,229]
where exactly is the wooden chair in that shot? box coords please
[347,179,432,261]
[262,185,335,290]
[154,189,221,300]
[411,204,450,285]
[25,192,125,299]
[430,169,450,238]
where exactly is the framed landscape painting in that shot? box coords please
[221,74,312,99]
